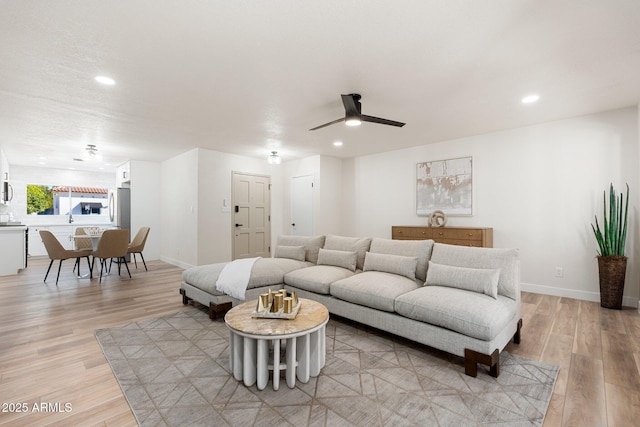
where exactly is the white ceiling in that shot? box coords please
[1,1,639,172]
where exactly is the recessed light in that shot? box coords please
[95,75,116,85]
[333,141,343,147]
[521,94,540,104]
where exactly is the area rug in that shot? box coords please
[95,308,558,426]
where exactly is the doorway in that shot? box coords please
[290,175,314,236]
[232,172,271,259]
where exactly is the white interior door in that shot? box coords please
[290,175,313,236]
[232,172,271,259]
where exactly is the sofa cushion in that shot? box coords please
[277,235,326,264]
[330,271,421,312]
[317,248,358,272]
[182,257,312,294]
[369,238,434,282]
[426,261,500,299]
[274,245,306,261]
[323,235,372,271]
[429,243,520,300]
[363,252,418,280]
[284,265,355,294]
[395,286,517,341]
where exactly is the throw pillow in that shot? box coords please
[274,245,306,262]
[317,248,358,272]
[425,261,500,299]
[323,235,372,271]
[363,252,418,280]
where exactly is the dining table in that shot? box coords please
[71,228,106,278]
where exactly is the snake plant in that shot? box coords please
[591,183,629,257]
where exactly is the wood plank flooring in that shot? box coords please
[1,258,639,426]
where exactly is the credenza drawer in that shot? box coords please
[432,228,483,241]
[391,226,493,248]
[392,226,432,239]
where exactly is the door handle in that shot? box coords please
[235,223,244,227]
[291,223,296,227]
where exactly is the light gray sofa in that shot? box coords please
[180,234,522,377]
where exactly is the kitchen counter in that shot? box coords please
[0,225,27,275]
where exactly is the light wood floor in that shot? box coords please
[0,258,639,426]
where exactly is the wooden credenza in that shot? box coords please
[391,226,493,248]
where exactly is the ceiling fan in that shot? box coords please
[309,93,405,131]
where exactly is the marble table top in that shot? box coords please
[225,298,329,336]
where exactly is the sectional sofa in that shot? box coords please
[180,234,522,377]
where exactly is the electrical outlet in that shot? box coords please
[555,267,564,278]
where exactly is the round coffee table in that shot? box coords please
[225,298,329,390]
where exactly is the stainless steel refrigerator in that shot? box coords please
[109,188,131,259]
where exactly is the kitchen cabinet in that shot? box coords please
[0,225,27,275]
[116,161,131,187]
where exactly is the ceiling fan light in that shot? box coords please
[81,144,103,162]
[345,118,361,127]
[267,151,281,165]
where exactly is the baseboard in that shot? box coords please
[159,256,194,270]
[521,282,639,309]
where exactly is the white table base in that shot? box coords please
[229,323,327,390]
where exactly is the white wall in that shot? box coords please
[282,155,345,236]
[161,148,282,268]
[129,160,162,261]
[197,148,282,265]
[343,107,639,307]
[160,149,199,268]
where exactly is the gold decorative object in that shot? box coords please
[257,293,268,312]
[283,297,293,314]
[251,288,301,319]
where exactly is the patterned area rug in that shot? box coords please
[95,308,558,426]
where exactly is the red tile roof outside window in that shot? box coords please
[51,186,108,194]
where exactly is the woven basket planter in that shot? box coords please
[597,255,627,309]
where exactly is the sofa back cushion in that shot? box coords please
[323,235,372,271]
[368,238,434,281]
[429,243,520,300]
[274,245,306,261]
[317,248,358,272]
[363,252,418,280]
[276,235,325,264]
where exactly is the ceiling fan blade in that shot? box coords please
[309,117,345,131]
[361,115,406,127]
[341,94,362,118]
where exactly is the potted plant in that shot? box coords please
[591,183,629,309]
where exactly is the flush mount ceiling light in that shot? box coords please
[521,94,540,104]
[95,75,115,85]
[267,151,281,165]
[74,144,103,162]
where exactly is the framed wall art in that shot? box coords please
[416,156,472,216]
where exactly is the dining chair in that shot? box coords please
[127,227,150,271]
[39,230,93,285]
[91,229,131,283]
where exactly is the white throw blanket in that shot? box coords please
[215,257,261,300]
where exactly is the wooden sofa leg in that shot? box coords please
[513,318,523,344]
[464,348,500,378]
[179,289,191,305]
[209,302,232,320]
